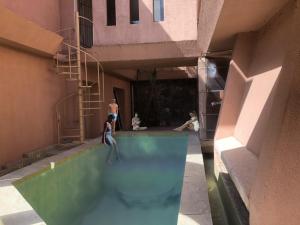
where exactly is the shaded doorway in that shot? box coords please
[133,79,198,128]
[113,87,125,130]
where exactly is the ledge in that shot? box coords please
[177,133,213,225]
[0,4,63,57]
[0,139,99,225]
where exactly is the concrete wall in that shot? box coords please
[93,0,198,45]
[0,4,63,56]
[215,1,300,224]
[0,0,61,32]
[0,45,66,166]
[250,1,300,225]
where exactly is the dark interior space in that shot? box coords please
[78,0,93,48]
[107,0,116,26]
[130,0,139,24]
[133,78,198,127]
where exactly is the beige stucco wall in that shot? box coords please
[93,0,198,45]
[0,45,66,166]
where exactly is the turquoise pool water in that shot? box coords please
[15,133,188,225]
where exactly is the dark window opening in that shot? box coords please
[130,0,139,24]
[107,0,116,26]
[78,0,93,48]
[153,0,164,22]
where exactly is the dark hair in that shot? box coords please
[107,114,114,123]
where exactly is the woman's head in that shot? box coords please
[189,111,197,117]
[107,114,114,123]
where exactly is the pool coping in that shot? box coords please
[177,133,213,225]
[0,132,213,225]
[0,139,100,225]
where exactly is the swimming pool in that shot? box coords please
[14,133,189,225]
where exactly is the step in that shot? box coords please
[66,78,78,81]
[81,114,95,117]
[79,85,92,88]
[58,72,80,75]
[82,101,103,103]
[64,128,80,131]
[81,107,101,110]
[56,65,79,68]
[60,135,81,139]
[83,93,100,96]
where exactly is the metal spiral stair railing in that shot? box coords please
[55,13,105,144]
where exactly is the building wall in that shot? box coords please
[93,0,198,45]
[250,1,300,225]
[215,1,300,224]
[0,0,61,32]
[0,45,66,166]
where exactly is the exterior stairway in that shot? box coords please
[54,12,104,145]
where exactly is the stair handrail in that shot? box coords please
[61,42,105,102]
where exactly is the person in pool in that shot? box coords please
[102,114,120,163]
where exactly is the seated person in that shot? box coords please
[174,111,200,132]
[102,114,120,163]
[132,113,148,131]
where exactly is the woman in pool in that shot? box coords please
[102,114,120,163]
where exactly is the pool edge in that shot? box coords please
[0,138,101,225]
[177,133,213,225]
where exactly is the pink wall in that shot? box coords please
[0,0,61,32]
[215,1,300,224]
[250,2,300,225]
[75,68,132,139]
[0,45,66,166]
[93,0,198,45]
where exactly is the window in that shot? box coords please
[78,0,93,48]
[153,0,164,22]
[107,0,116,26]
[130,0,139,24]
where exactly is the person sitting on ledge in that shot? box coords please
[102,114,120,164]
[174,111,200,132]
[132,113,148,131]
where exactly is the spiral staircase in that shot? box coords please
[55,12,104,145]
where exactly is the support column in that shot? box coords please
[75,11,85,143]
[198,57,207,140]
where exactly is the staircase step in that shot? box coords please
[66,78,78,81]
[57,65,79,68]
[82,101,103,103]
[79,85,92,88]
[61,135,81,139]
[58,72,80,75]
[81,114,95,117]
[64,128,80,131]
[81,107,101,110]
[83,93,100,96]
